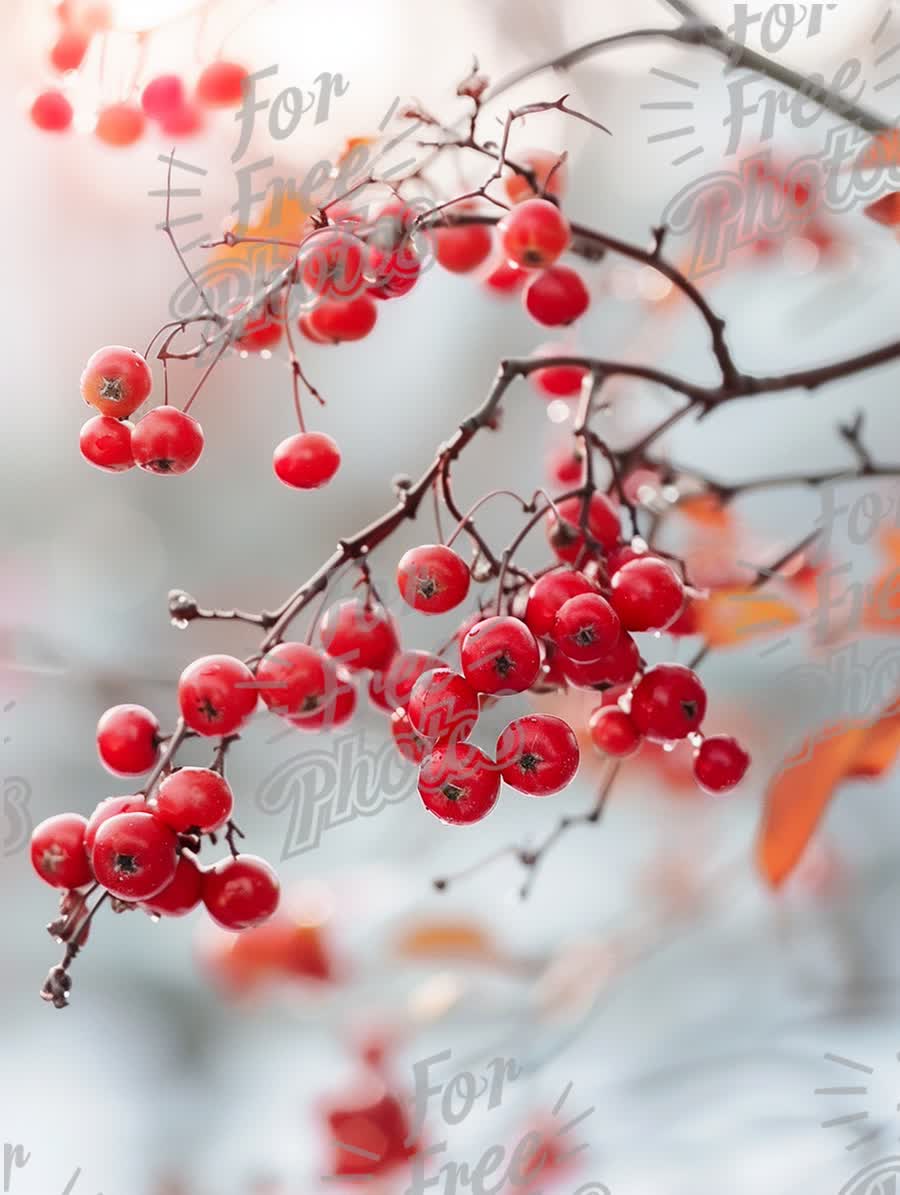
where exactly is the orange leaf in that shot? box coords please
[694,585,801,648]
[864,192,900,227]
[849,129,900,170]
[678,493,734,530]
[846,702,900,777]
[395,919,499,963]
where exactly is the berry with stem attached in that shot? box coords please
[79,416,135,472]
[396,544,470,614]
[132,408,204,475]
[31,814,93,890]
[435,220,493,274]
[141,853,204,917]
[96,704,160,776]
[610,557,685,632]
[178,654,258,736]
[255,642,331,717]
[630,664,707,742]
[80,346,152,418]
[524,569,595,638]
[547,493,621,562]
[588,706,642,758]
[460,616,541,695]
[499,198,570,269]
[693,736,750,793]
[495,714,580,796]
[90,812,178,901]
[202,854,280,929]
[319,600,397,671]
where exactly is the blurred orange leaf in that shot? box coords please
[395,919,500,963]
[863,526,900,632]
[678,493,734,530]
[864,192,900,227]
[850,130,900,170]
[694,585,801,647]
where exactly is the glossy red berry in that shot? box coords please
[178,654,258,736]
[390,708,429,764]
[552,592,621,663]
[630,664,707,742]
[231,299,283,352]
[288,665,357,731]
[524,569,595,638]
[505,150,567,204]
[549,446,585,487]
[407,668,479,742]
[605,544,643,575]
[80,345,152,418]
[308,295,378,343]
[495,714,580,796]
[196,61,248,107]
[141,853,204,917]
[255,642,330,716]
[96,704,160,776]
[132,407,204,475]
[50,28,90,72]
[561,631,641,689]
[435,222,493,274]
[418,742,500,824]
[610,557,685,632]
[499,198,570,269]
[588,706,642,758]
[30,814,92,889]
[141,74,185,120]
[524,266,590,326]
[368,243,421,299]
[547,493,621,562]
[368,650,445,713]
[396,544,470,614]
[91,812,178,901]
[460,616,541,695]
[296,228,371,302]
[273,431,340,490]
[30,89,73,132]
[693,736,750,793]
[530,355,588,399]
[79,415,135,472]
[155,768,233,834]
[84,795,149,854]
[482,255,527,297]
[202,854,280,929]
[319,600,397,671]
[95,103,145,146]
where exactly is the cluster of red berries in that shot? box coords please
[29,6,247,142]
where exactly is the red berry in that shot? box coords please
[96,704,160,776]
[95,103,145,147]
[273,431,340,490]
[605,544,643,575]
[588,706,642,758]
[495,714,579,796]
[160,101,203,137]
[418,742,500,824]
[460,616,540,695]
[482,254,527,297]
[407,668,479,742]
[30,814,92,889]
[30,89,73,132]
[50,28,90,72]
[288,665,357,731]
[298,312,331,344]
[561,632,641,689]
[80,345,152,417]
[524,569,595,638]
[368,650,445,713]
[368,243,421,299]
[610,557,685,632]
[196,61,248,108]
[552,592,621,663]
[435,221,493,274]
[255,642,331,716]
[308,295,378,343]
[141,852,204,917]
[693,736,750,793]
[231,299,283,352]
[178,654,258,736]
[155,768,233,834]
[548,446,585,487]
[505,150,567,204]
[630,664,707,742]
[141,74,185,119]
[319,600,397,671]
[91,812,178,901]
[524,266,590,326]
[132,407,204,475]
[667,598,700,637]
[85,795,148,854]
[390,708,429,764]
[530,349,588,399]
[202,854,280,929]
[396,544,470,614]
[296,228,371,303]
[79,415,135,472]
[499,198,570,269]
[546,493,621,563]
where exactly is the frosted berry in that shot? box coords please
[91,812,178,901]
[30,814,92,889]
[418,742,500,824]
[524,569,595,638]
[460,616,541,695]
[273,431,340,489]
[610,557,685,632]
[196,61,248,107]
[495,714,580,796]
[552,592,621,663]
[407,668,479,742]
[80,415,135,472]
[588,706,642,758]
[319,600,397,671]
[30,89,73,132]
[630,664,707,742]
[155,767,233,834]
[141,853,204,917]
[547,493,621,562]
[499,198,570,269]
[132,407,204,475]
[80,345,152,418]
[96,704,160,776]
[177,654,258,736]
[369,650,445,713]
[202,854,280,929]
[397,544,470,614]
[693,736,750,793]
[524,266,590,325]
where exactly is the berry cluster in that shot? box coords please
[29,5,248,142]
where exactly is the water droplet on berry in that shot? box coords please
[661,484,680,504]
[662,740,677,753]
[687,731,704,749]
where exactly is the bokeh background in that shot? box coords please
[4,1,900,1192]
